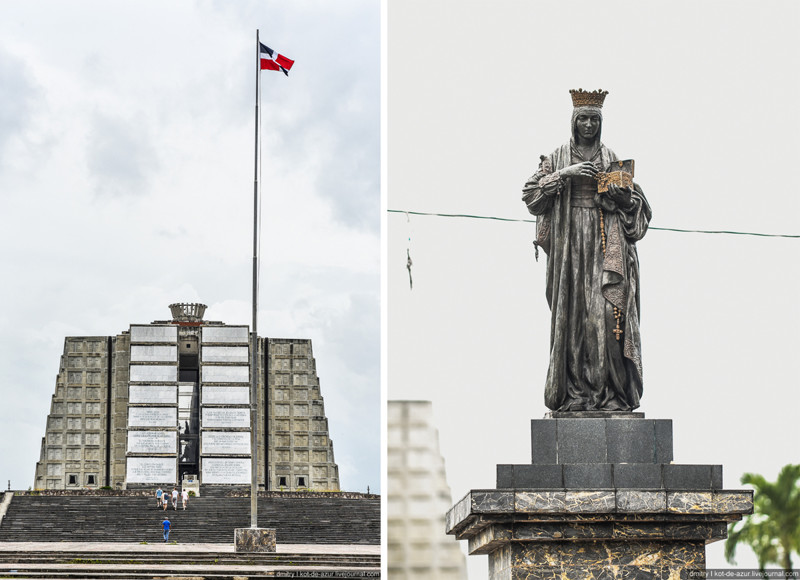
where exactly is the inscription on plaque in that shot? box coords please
[202,457,251,484]
[131,345,177,362]
[202,366,249,383]
[128,430,177,454]
[202,326,249,344]
[130,365,177,383]
[202,431,251,455]
[130,325,177,343]
[202,386,249,405]
[202,346,249,363]
[202,408,250,428]
[129,385,177,404]
[126,457,176,483]
[129,407,176,427]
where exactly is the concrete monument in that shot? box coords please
[33,303,340,492]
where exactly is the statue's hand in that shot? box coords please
[560,162,599,179]
[607,183,633,208]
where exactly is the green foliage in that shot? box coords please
[725,464,800,573]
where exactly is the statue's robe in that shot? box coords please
[523,142,652,411]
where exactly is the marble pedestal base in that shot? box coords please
[447,415,753,579]
[446,489,751,579]
[234,527,276,552]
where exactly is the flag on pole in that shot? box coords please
[259,43,294,76]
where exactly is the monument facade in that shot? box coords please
[33,303,340,491]
[388,401,468,580]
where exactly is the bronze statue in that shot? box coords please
[522,89,652,412]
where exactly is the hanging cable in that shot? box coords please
[387,209,800,239]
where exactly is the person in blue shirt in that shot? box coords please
[162,518,171,542]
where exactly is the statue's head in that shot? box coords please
[569,89,608,145]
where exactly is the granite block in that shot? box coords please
[654,420,674,463]
[472,490,514,513]
[667,491,714,514]
[497,464,514,488]
[606,419,655,463]
[663,465,714,489]
[563,463,613,488]
[711,465,723,489]
[531,419,558,464]
[512,464,563,488]
[547,411,645,418]
[234,527,276,552]
[468,523,512,555]
[564,490,616,513]
[616,490,666,513]
[515,491,566,513]
[513,521,614,541]
[613,463,663,489]
[557,418,607,463]
[713,490,754,514]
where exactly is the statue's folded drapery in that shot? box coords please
[523,142,652,411]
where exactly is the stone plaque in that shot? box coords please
[127,430,177,454]
[201,365,249,383]
[202,431,251,455]
[130,325,177,343]
[202,326,249,344]
[202,386,250,405]
[129,385,177,404]
[202,457,251,484]
[202,346,249,363]
[202,408,250,428]
[128,407,176,427]
[130,345,177,362]
[126,457,176,483]
[130,365,177,383]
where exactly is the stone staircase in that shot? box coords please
[0,493,380,545]
[0,550,380,579]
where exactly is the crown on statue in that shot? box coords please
[569,88,608,108]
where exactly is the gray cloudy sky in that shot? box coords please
[0,0,379,493]
[388,0,799,576]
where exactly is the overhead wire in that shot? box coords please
[387,209,800,239]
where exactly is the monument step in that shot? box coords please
[0,495,379,545]
[530,417,674,464]
[497,462,723,489]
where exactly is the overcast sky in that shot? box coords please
[387,0,799,576]
[0,0,379,493]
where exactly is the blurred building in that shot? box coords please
[33,303,339,492]
[388,400,468,579]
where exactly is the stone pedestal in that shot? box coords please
[234,527,276,552]
[446,414,753,579]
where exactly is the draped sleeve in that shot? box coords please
[615,183,652,242]
[522,154,562,216]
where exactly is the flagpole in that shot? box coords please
[250,28,261,530]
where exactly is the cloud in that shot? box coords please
[86,111,161,198]
[0,46,40,166]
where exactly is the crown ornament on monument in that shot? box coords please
[570,88,608,108]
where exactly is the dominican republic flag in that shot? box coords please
[260,43,294,76]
